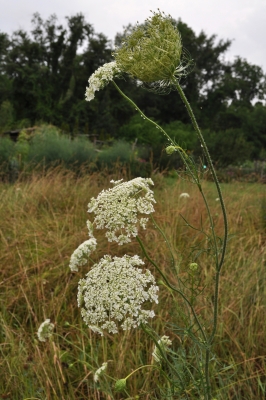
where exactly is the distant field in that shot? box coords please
[0,168,265,399]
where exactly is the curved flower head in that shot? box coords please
[85,61,120,102]
[152,335,172,363]
[94,362,108,382]
[114,10,193,92]
[77,255,159,334]
[37,319,54,342]
[179,192,190,199]
[69,238,97,272]
[87,177,156,245]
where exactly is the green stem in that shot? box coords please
[136,235,207,343]
[150,214,175,269]
[113,78,228,399]
[173,79,228,400]
[112,81,173,144]
[124,364,158,380]
[173,79,228,273]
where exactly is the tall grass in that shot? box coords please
[0,169,265,399]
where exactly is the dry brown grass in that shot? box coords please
[0,168,265,399]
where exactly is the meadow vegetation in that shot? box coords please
[0,168,265,399]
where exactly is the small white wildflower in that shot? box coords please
[69,238,97,272]
[77,255,159,334]
[37,319,54,342]
[86,220,94,238]
[94,362,108,382]
[85,62,120,102]
[88,177,156,245]
[215,198,220,202]
[152,335,172,363]
[179,192,190,199]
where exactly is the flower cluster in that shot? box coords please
[88,178,156,245]
[37,319,54,342]
[69,238,97,272]
[94,362,108,382]
[85,61,120,101]
[152,335,172,363]
[77,255,159,334]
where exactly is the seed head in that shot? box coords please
[114,11,193,92]
[115,378,127,392]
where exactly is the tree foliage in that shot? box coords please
[0,13,266,164]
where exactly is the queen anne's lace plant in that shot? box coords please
[94,362,108,382]
[87,178,156,245]
[152,335,172,363]
[37,319,55,342]
[69,238,97,272]
[85,61,120,101]
[77,255,159,335]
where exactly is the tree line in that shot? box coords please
[0,12,266,166]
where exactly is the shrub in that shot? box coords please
[27,125,96,169]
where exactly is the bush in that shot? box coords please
[194,128,252,167]
[0,136,15,165]
[27,125,96,169]
[0,136,16,179]
[98,141,134,166]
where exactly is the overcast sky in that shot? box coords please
[1,0,266,72]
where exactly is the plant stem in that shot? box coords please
[173,79,228,400]
[173,79,228,272]
[136,235,207,343]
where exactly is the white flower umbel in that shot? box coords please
[77,255,159,335]
[94,362,108,382]
[85,61,120,101]
[88,178,156,245]
[37,319,55,342]
[69,238,97,272]
[152,335,172,363]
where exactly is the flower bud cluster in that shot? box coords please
[88,178,156,245]
[85,61,120,101]
[77,255,159,334]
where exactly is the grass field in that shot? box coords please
[0,168,265,399]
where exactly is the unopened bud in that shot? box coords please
[115,378,127,392]
[189,262,198,271]
[165,146,176,155]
